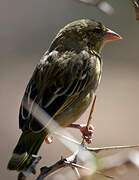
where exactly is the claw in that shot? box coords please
[67,123,95,144]
[80,124,95,144]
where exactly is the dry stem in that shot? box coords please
[18,96,139,180]
[74,0,114,15]
[129,0,139,20]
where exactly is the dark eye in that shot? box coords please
[93,28,102,34]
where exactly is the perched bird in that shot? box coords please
[7,19,121,172]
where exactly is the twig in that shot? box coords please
[129,0,139,20]
[64,161,89,170]
[36,153,88,180]
[54,132,81,145]
[71,154,81,178]
[76,0,139,20]
[22,96,139,180]
[36,160,66,180]
[101,150,139,170]
[72,167,81,178]
[87,145,139,153]
[82,95,96,144]
[74,0,114,15]
[36,145,139,180]
[96,171,114,179]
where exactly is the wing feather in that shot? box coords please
[19,50,98,132]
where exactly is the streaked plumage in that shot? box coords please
[7,19,121,171]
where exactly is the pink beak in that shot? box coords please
[103,28,122,43]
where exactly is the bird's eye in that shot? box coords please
[93,28,102,34]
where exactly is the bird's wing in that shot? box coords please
[19,50,95,132]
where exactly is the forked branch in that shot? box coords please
[18,96,139,180]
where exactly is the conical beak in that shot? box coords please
[103,28,122,43]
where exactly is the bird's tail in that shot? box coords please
[7,130,46,172]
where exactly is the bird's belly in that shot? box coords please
[54,92,93,127]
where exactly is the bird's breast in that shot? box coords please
[55,92,93,127]
[89,54,102,91]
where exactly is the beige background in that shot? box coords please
[0,0,139,179]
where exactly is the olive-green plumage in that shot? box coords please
[7,19,121,172]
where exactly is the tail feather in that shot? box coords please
[7,130,46,171]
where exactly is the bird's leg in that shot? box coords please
[80,124,95,144]
[81,95,96,144]
[68,95,96,144]
[67,123,95,144]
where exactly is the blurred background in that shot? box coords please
[0,0,139,179]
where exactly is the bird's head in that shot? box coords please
[49,19,122,53]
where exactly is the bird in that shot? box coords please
[7,19,121,172]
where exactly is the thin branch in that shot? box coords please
[129,0,139,20]
[71,154,81,178]
[95,171,114,179]
[101,150,139,170]
[36,159,66,180]
[74,0,114,15]
[36,153,87,180]
[87,145,139,153]
[54,132,81,145]
[36,145,139,180]
[64,161,89,170]
[72,167,81,179]
[21,96,139,180]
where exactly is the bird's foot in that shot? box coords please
[45,135,53,144]
[80,124,95,144]
[68,123,95,144]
